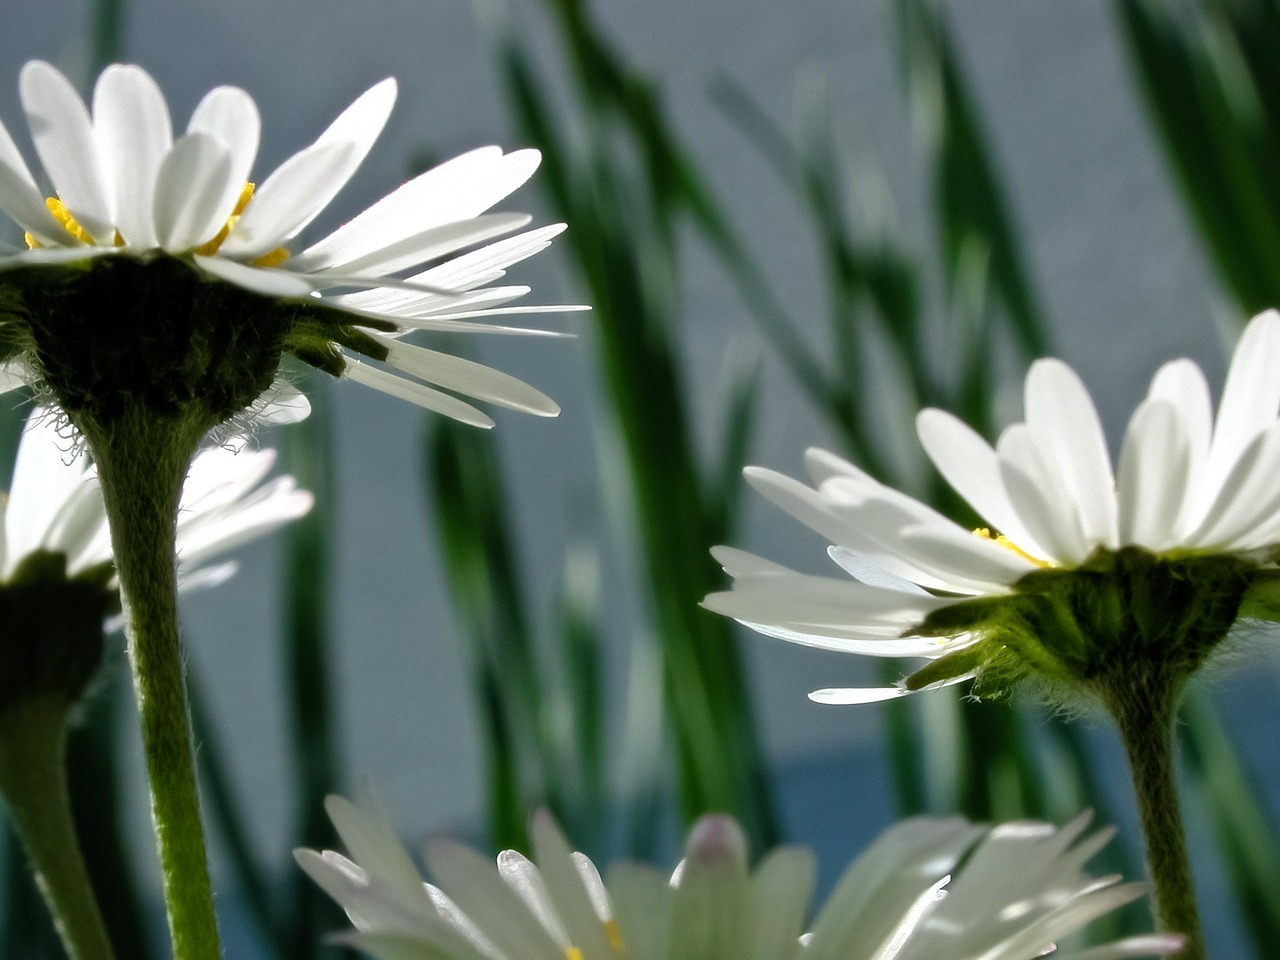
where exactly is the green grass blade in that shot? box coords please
[277,375,353,958]
[1181,689,1280,956]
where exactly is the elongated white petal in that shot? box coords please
[997,425,1090,565]
[93,64,171,247]
[341,359,495,428]
[381,339,558,417]
[187,86,260,189]
[1189,421,1280,549]
[0,111,70,243]
[296,147,539,270]
[1024,358,1119,549]
[193,254,314,297]
[153,131,239,251]
[219,140,357,257]
[20,61,115,241]
[4,412,93,578]
[1205,309,1280,498]
[916,408,1048,559]
[1115,399,1190,549]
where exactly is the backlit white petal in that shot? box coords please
[20,61,115,241]
[341,359,495,429]
[1024,358,1119,549]
[93,64,172,247]
[153,132,238,251]
[1115,399,1190,549]
[1205,309,1280,498]
[381,339,558,417]
[193,254,314,297]
[998,424,1091,565]
[187,86,260,189]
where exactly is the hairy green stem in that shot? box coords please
[0,696,114,960]
[81,410,220,960]
[1106,675,1203,960]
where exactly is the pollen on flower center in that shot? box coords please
[603,919,624,953]
[973,528,1048,568]
[565,948,584,960]
[24,185,290,267]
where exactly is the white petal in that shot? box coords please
[827,546,931,595]
[219,141,357,258]
[1188,421,1280,549]
[381,339,558,416]
[193,253,314,297]
[295,146,540,270]
[0,114,68,243]
[302,213,531,280]
[187,86,260,190]
[253,380,313,424]
[20,61,114,241]
[1024,358,1119,549]
[341,358,494,428]
[1205,309,1280,497]
[916,408,1049,559]
[4,410,93,577]
[1115,399,1190,550]
[153,132,240,251]
[895,522,1036,585]
[997,425,1091,565]
[808,686,912,704]
[93,64,172,248]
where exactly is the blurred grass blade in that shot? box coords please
[425,413,555,851]
[486,4,778,846]
[278,374,351,957]
[893,0,1049,359]
[1181,690,1280,956]
[1115,0,1280,313]
[89,0,125,77]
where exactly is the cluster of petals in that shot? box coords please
[705,310,1280,703]
[296,793,1181,960]
[1,406,312,592]
[0,60,579,426]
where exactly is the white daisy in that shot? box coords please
[0,60,580,429]
[704,310,1280,706]
[2,406,312,592]
[295,795,1182,960]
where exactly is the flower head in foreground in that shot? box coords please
[0,406,311,708]
[704,310,1280,710]
[0,60,578,433]
[296,796,1181,960]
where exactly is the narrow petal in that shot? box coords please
[0,113,68,242]
[187,86,260,189]
[218,141,357,258]
[4,411,94,577]
[1115,399,1190,550]
[1024,358,1119,549]
[341,359,494,428]
[193,253,314,297]
[997,425,1091,565]
[153,131,239,251]
[381,339,558,416]
[1188,421,1280,549]
[20,60,115,241]
[748,847,814,960]
[1205,309,1280,497]
[916,408,1048,559]
[295,146,540,270]
[529,812,616,960]
[808,686,912,704]
[93,64,172,247]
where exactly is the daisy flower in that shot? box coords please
[704,310,1280,708]
[0,59,577,430]
[703,312,1280,960]
[296,795,1182,960]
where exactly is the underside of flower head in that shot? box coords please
[0,61,581,433]
[706,310,1280,707]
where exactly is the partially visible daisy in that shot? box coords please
[0,59,580,430]
[703,312,1280,959]
[704,310,1280,708]
[296,795,1181,960]
[1,407,312,597]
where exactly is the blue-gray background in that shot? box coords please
[1,0,1277,954]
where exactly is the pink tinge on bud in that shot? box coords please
[685,815,748,865]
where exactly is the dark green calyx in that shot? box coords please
[0,552,115,711]
[1,253,389,432]
[910,546,1256,701]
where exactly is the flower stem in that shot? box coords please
[80,410,220,960]
[0,695,114,960]
[1105,674,1204,960]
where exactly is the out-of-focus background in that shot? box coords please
[2,0,1279,957]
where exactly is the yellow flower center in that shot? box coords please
[973,528,1048,568]
[565,949,584,960]
[25,185,290,268]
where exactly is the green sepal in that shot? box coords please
[1238,569,1280,623]
[904,644,988,691]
